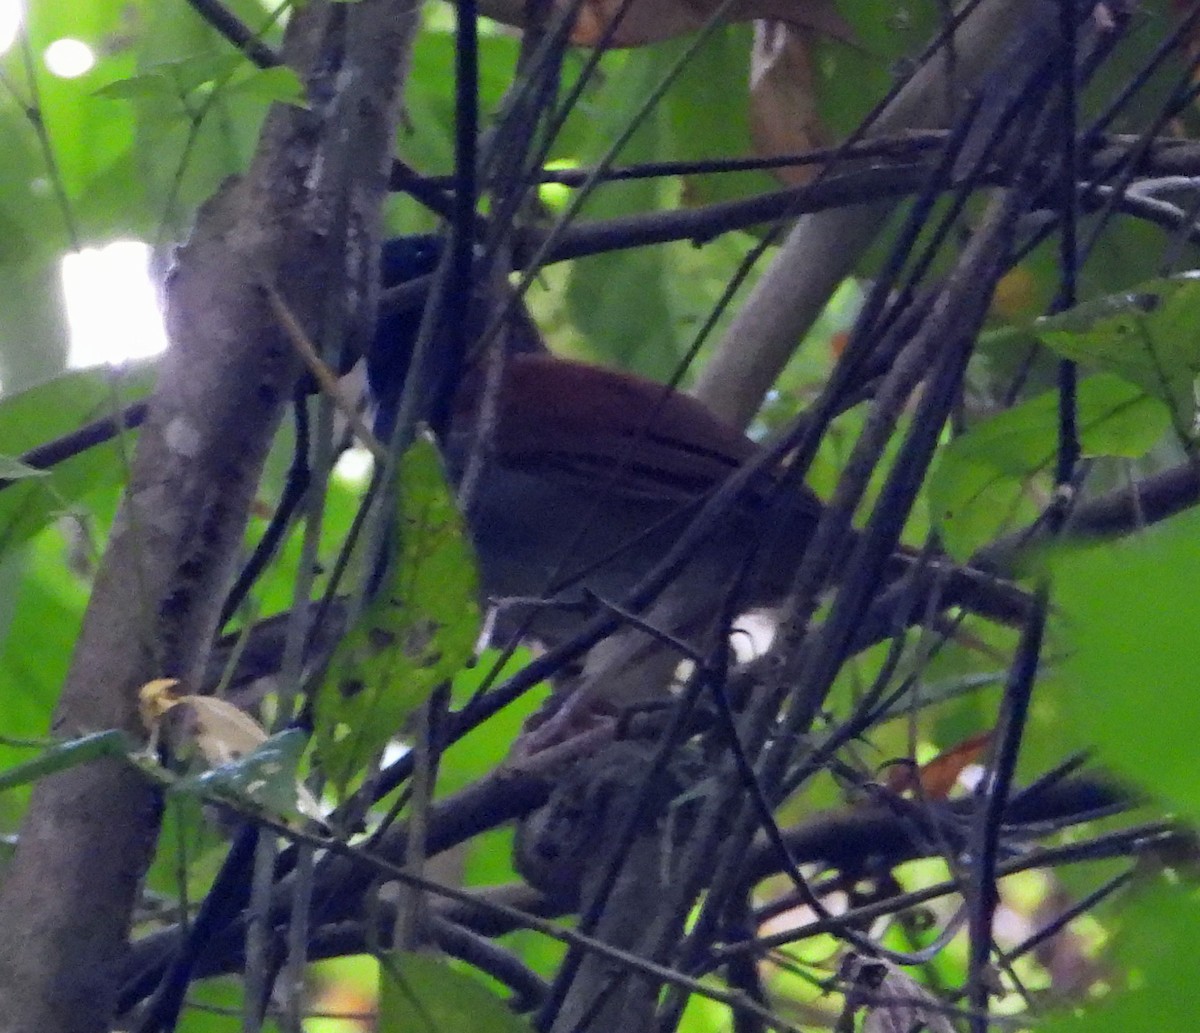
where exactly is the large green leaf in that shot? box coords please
[1,0,140,258]
[115,1,285,239]
[0,260,70,392]
[177,974,281,1033]
[397,25,520,186]
[813,0,943,139]
[1054,507,1200,824]
[564,49,678,377]
[315,436,480,798]
[379,952,534,1033]
[929,374,1169,558]
[0,528,91,828]
[0,362,155,555]
[659,26,775,208]
[22,0,138,205]
[1035,275,1200,431]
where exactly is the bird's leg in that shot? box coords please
[509,587,710,765]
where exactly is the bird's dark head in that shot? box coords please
[379,234,442,288]
[368,233,546,440]
[369,234,445,437]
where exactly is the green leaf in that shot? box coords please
[1035,274,1200,429]
[18,0,140,211]
[0,730,134,793]
[119,8,286,233]
[93,73,178,102]
[0,363,156,556]
[175,975,266,1033]
[226,66,306,106]
[564,50,677,376]
[815,1,944,139]
[1054,508,1200,823]
[315,435,480,798]
[1039,883,1200,1033]
[660,26,774,208]
[0,529,92,821]
[157,52,247,95]
[171,728,313,821]
[0,261,70,386]
[930,375,1169,558]
[399,28,520,187]
[378,953,534,1033]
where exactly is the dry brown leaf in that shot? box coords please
[749,20,827,185]
[849,959,957,1033]
[139,678,324,822]
[140,678,269,765]
[479,0,853,49]
[840,957,957,1033]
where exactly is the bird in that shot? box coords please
[430,354,1033,753]
[364,239,839,736]
[368,236,828,655]
[449,353,819,605]
[431,350,831,736]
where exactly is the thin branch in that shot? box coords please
[184,0,281,68]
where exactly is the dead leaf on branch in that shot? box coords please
[479,0,853,50]
[841,956,958,1033]
[138,678,324,823]
[751,20,828,185]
